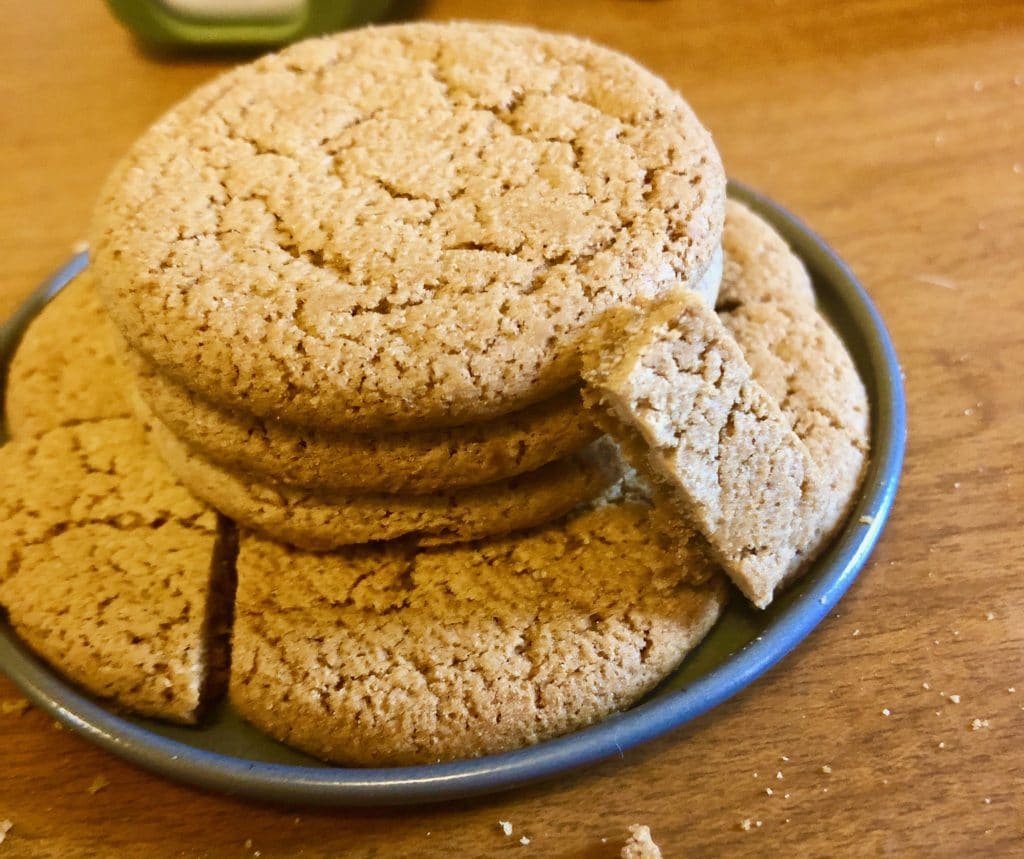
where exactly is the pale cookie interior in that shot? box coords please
[583,289,832,609]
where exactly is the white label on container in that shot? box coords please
[160,0,306,20]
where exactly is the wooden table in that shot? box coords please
[2,0,1022,855]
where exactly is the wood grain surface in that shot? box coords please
[1,0,1022,855]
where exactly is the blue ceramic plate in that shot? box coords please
[0,183,905,805]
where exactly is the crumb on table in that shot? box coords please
[621,824,661,858]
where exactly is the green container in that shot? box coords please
[105,0,393,48]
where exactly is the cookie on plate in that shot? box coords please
[582,207,869,609]
[0,418,232,723]
[91,21,726,432]
[145,411,623,550]
[230,478,725,766]
[5,272,132,438]
[131,352,601,494]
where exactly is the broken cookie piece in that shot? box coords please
[582,289,832,608]
[0,418,235,723]
[621,824,663,859]
[4,271,132,439]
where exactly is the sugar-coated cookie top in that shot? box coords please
[91,22,725,431]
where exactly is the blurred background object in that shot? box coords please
[105,0,394,47]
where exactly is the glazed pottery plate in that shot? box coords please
[0,182,906,805]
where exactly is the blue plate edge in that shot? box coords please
[0,183,907,806]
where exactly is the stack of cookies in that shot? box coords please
[0,22,869,766]
[91,21,727,552]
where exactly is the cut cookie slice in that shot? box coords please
[92,22,725,432]
[145,413,623,550]
[5,271,132,438]
[582,289,834,609]
[0,419,233,723]
[230,479,725,766]
[131,351,601,494]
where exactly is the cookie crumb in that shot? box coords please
[938,742,946,749]
[519,836,530,846]
[775,771,784,780]
[983,798,991,804]
[499,821,513,837]
[858,515,875,525]
[922,682,931,690]
[821,765,832,774]
[0,699,31,716]
[0,820,11,845]
[882,708,891,717]
[1008,688,1016,694]
[621,824,660,858]
[971,718,990,731]
[87,775,110,795]
[739,819,753,832]
[784,793,791,799]
[973,80,984,92]
[51,720,63,731]
[244,839,252,849]
[71,239,90,255]
[853,629,861,636]
[780,755,789,762]
[985,612,996,621]
[949,694,961,704]
[766,788,774,796]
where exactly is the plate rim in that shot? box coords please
[0,181,906,806]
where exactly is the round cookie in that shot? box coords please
[715,199,869,505]
[0,418,230,724]
[716,202,869,596]
[146,414,623,550]
[715,199,816,311]
[5,271,133,438]
[131,352,601,494]
[229,480,726,766]
[91,22,726,432]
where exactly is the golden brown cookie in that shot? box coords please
[582,289,828,608]
[91,22,726,432]
[131,351,601,494]
[0,419,231,723]
[583,206,869,608]
[5,272,132,438]
[146,413,623,550]
[229,479,725,766]
[715,199,816,310]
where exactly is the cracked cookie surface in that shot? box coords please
[230,479,725,766]
[91,22,725,431]
[5,272,132,438]
[146,413,623,549]
[0,418,229,723]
